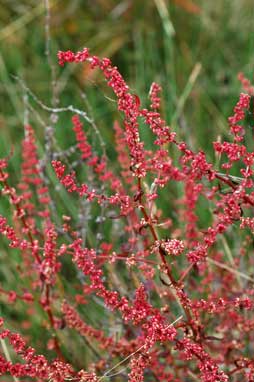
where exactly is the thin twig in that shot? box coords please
[45,0,58,109]
[98,315,182,380]
[1,339,20,382]
[12,75,93,123]
[207,258,254,283]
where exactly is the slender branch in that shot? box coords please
[137,178,194,324]
[98,315,182,381]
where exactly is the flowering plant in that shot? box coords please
[0,48,254,381]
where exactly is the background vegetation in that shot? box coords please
[1,0,254,156]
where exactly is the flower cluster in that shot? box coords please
[160,239,185,256]
[0,49,254,381]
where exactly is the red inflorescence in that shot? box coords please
[0,48,254,381]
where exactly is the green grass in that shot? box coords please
[1,1,253,165]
